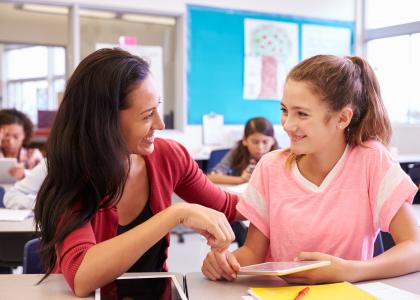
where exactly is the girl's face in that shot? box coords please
[281,80,344,156]
[242,132,275,160]
[119,76,165,156]
[1,124,25,156]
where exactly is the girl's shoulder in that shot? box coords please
[351,140,392,159]
[258,148,289,167]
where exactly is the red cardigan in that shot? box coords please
[54,138,238,291]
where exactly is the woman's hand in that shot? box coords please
[202,249,240,281]
[282,252,355,284]
[174,203,235,250]
[9,163,25,180]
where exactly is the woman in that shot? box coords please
[0,109,43,180]
[34,48,238,297]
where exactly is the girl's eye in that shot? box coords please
[281,107,288,114]
[298,111,308,117]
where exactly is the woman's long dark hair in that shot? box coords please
[34,48,150,280]
[231,117,278,175]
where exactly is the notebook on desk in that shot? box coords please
[248,282,375,300]
[0,158,17,184]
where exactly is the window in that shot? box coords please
[364,1,420,124]
[2,45,65,125]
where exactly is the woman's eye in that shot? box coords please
[143,111,154,120]
[298,111,308,117]
[281,107,288,114]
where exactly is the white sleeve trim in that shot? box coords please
[242,184,269,220]
[373,163,407,226]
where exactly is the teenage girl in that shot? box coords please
[207,117,278,185]
[201,55,420,284]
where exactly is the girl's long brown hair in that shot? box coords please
[287,55,391,146]
[231,117,278,175]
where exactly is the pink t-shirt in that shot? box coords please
[237,140,417,261]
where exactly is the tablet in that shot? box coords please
[0,158,17,184]
[238,261,331,276]
[94,274,188,300]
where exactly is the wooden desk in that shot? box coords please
[0,272,184,300]
[186,272,420,299]
[0,218,37,268]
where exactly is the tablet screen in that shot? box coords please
[95,275,187,300]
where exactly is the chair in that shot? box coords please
[206,149,230,173]
[23,238,43,274]
[373,232,384,257]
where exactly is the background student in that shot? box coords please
[207,116,278,185]
[201,54,420,284]
[34,48,239,297]
[0,108,43,180]
[3,157,46,209]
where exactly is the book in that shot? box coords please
[248,282,375,300]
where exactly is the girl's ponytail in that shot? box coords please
[347,57,392,145]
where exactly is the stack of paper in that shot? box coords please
[0,208,33,221]
[356,282,420,300]
[248,282,375,300]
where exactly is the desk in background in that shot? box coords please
[0,272,184,300]
[186,272,420,300]
[0,218,37,269]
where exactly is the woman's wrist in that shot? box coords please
[169,202,189,225]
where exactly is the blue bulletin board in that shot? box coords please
[187,5,354,125]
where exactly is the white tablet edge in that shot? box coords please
[238,260,331,276]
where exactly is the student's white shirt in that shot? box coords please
[3,158,46,209]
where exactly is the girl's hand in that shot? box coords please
[282,252,355,284]
[202,249,240,281]
[9,163,25,180]
[175,203,235,250]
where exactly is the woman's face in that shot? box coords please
[1,123,25,156]
[242,132,275,160]
[119,75,165,156]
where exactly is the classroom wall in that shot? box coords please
[6,0,419,156]
[0,0,356,154]
[6,0,355,21]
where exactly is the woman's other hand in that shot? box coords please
[174,203,235,250]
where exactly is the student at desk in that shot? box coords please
[0,109,43,180]
[207,117,278,185]
[34,48,238,297]
[3,158,46,209]
[202,55,420,284]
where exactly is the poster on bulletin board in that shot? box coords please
[187,5,354,125]
[243,19,298,101]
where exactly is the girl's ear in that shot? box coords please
[338,106,353,130]
[242,138,248,147]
